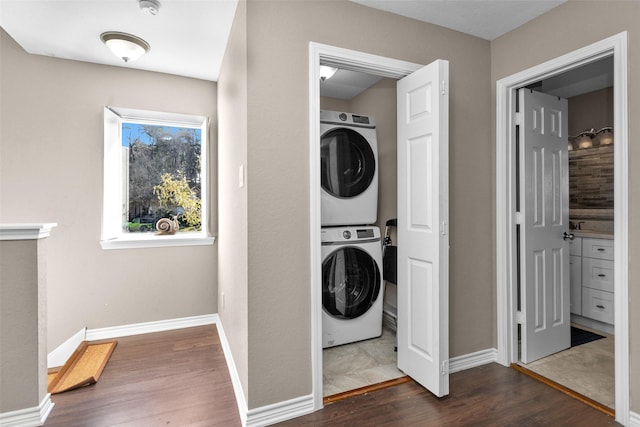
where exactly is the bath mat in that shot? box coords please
[571,326,605,348]
[48,341,117,394]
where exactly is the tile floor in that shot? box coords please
[522,325,615,408]
[323,326,404,396]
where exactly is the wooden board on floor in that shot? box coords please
[48,341,117,394]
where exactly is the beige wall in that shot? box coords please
[217,0,250,402]
[0,30,218,352]
[240,0,492,408]
[490,0,639,413]
[0,239,46,412]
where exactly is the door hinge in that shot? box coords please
[440,221,448,236]
[440,80,447,95]
[516,310,524,324]
[441,360,449,376]
[515,211,522,225]
[514,112,522,126]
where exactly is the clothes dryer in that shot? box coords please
[322,226,384,348]
[321,110,378,226]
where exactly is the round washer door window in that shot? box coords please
[322,247,381,319]
[321,128,375,198]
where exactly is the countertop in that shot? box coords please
[573,230,614,240]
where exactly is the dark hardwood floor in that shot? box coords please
[281,363,618,426]
[45,325,617,426]
[44,325,241,427]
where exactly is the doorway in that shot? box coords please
[495,32,629,425]
[309,43,450,410]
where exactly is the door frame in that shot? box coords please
[308,42,423,410]
[495,32,629,424]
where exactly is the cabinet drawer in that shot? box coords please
[582,238,614,261]
[569,237,582,256]
[582,257,614,292]
[582,288,614,325]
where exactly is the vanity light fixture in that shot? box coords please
[577,132,594,149]
[100,31,150,63]
[569,127,614,150]
[319,65,338,81]
[597,127,614,145]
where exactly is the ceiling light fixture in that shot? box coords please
[139,0,162,15]
[100,32,150,63]
[319,65,338,81]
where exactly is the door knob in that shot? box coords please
[563,231,575,241]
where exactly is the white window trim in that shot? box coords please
[101,106,214,250]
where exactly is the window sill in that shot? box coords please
[100,233,216,250]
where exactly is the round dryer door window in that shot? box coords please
[321,128,376,198]
[322,247,381,319]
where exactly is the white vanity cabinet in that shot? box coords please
[569,237,582,315]
[581,237,614,324]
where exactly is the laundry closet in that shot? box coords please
[319,69,402,397]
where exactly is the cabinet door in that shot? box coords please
[570,255,582,315]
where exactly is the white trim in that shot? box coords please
[449,348,498,374]
[100,235,215,250]
[0,393,54,427]
[85,313,217,341]
[495,32,629,425]
[0,223,57,240]
[308,41,422,412]
[47,328,86,369]
[629,410,640,427]
[215,319,248,426]
[246,394,315,427]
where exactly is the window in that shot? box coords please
[102,107,213,249]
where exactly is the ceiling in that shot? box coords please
[0,0,238,81]
[0,0,568,83]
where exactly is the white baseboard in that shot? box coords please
[246,394,315,427]
[449,348,498,374]
[48,328,86,368]
[85,313,217,341]
[0,393,54,427]
[630,409,640,427]
[214,320,248,426]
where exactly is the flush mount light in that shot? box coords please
[319,65,338,81]
[100,31,150,63]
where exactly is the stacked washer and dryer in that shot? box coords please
[320,110,384,349]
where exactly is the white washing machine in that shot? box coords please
[320,110,378,226]
[322,226,384,348]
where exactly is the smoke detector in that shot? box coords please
[139,0,161,15]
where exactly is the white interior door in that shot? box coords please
[397,59,449,397]
[519,88,570,364]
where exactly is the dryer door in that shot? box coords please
[322,246,381,319]
[321,128,376,198]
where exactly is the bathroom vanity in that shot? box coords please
[569,233,614,334]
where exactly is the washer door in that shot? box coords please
[321,128,376,198]
[322,246,381,319]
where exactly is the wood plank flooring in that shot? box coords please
[278,363,618,426]
[44,325,618,426]
[44,325,241,427]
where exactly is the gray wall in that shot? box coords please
[0,29,218,352]
[490,0,640,413]
[224,0,493,409]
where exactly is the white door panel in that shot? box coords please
[520,89,570,364]
[397,59,449,397]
